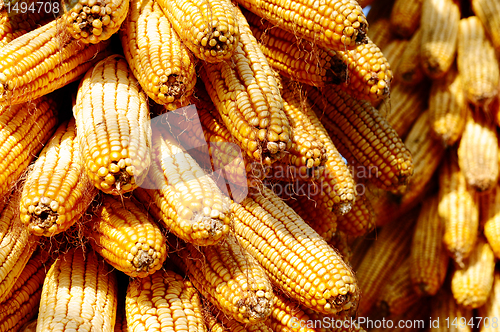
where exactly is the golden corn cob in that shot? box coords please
[120,0,196,108]
[410,194,449,297]
[199,8,291,166]
[481,183,500,259]
[233,0,368,51]
[420,0,460,79]
[478,272,500,332]
[156,0,238,63]
[126,269,205,332]
[74,55,152,194]
[336,194,375,238]
[86,195,167,278]
[20,119,97,236]
[356,213,416,317]
[439,149,480,267]
[232,186,359,316]
[367,17,395,50]
[428,65,467,147]
[451,238,495,309]
[306,84,414,191]
[378,39,409,76]
[62,0,128,44]
[457,107,499,192]
[203,304,272,332]
[471,0,500,51]
[36,246,118,331]
[0,249,53,332]
[390,0,423,37]
[172,234,274,324]
[431,288,473,332]
[328,231,352,265]
[395,27,425,85]
[457,16,499,106]
[0,18,109,106]
[134,128,231,246]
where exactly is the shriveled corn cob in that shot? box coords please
[20,119,97,237]
[36,246,118,332]
[156,0,238,63]
[328,231,352,264]
[199,8,291,165]
[172,234,274,324]
[451,237,495,309]
[439,150,479,267]
[428,65,467,146]
[390,0,423,37]
[471,0,500,51]
[0,19,109,106]
[395,27,425,85]
[126,269,205,332]
[233,0,368,51]
[336,194,375,238]
[0,249,53,332]
[62,0,128,44]
[478,272,500,332]
[457,107,499,192]
[74,55,152,194]
[120,0,195,108]
[86,195,167,278]
[410,194,449,297]
[306,84,414,191]
[232,186,359,316]
[457,16,499,106]
[431,288,473,332]
[420,0,460,79]
[481,183,500,259]
[134,127,231,246]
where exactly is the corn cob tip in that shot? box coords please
[22,198,59,233]
[236,290,274,322]
[334,201,353,216]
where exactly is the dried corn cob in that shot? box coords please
[428,65,467,146]
[36,246,118,331]
[74,55,152,195]
[336,194,375,238]
[482,183,500,259]
[0,18,108,106]
[328,231,352,264]
[478,271,500,332]
[232,186,359,316]
[172,234,274,324]
[134,127,231,246]
[367,17,395,50]
[156,0,238,62]
[120,0,195,108]
[471,0,500,51]
[439,150,480,267]
[86,195,167,278]
[390,0,423,37]
[63,0,128,44]
[20,119,97,237]
[306,84,414,191]
[451,237,495,309]
[126,269,205,332]
[379,38,409,76]
[457,107,499,192]
[420,0,460,79]
[349,236,373,272]
[203,304,272,332]
[457,16,499,106]
[233,0,368,51]
[410,194,449,297]
[431,288,473,332]
[395,27,424,85]
[199,8,291,165]
[0,249,53,332]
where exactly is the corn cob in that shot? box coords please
[430,288,473,332]
[478,272,500,332]
[390,0,423,37]
[134,127,231,246]
[0,249,53,332]
[306,84,414,191]
[233,0,368,51]
[232,186,359,316]
[356,212,416,317]
[328,231,352,265]
[120,0,195,108]
[420,0,460,79]
[367,17,395,50]
[126,269,205,332]
[471,0,500,51]
[395,27,424,85]
[439,149,479,267]
[36,246,118,331]
[457,16,499,106]
[156,0,238,63]
[203,304,272,332]
[410,194,449,297]
[481,183,500,259]
[62,0,128,44]
[199,9,291,166]
[20,119,97,236]
[428,65,466,147]
[378,39,409,76]
[74,55,152,194]
[457,107,499,192]
[172,234,274,324]
[336,194,375,238]
[19,320,37,332]
[0,18,109,106]
[86,195,167,278]
[349,236,373,272]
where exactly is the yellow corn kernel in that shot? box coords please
[472,0,500,51]
[482,183,500,259]
[431,288,473,332]
[20,119,97,237]
[390,0,423,37]
[395,27,425,85]
[74,55,152,195]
